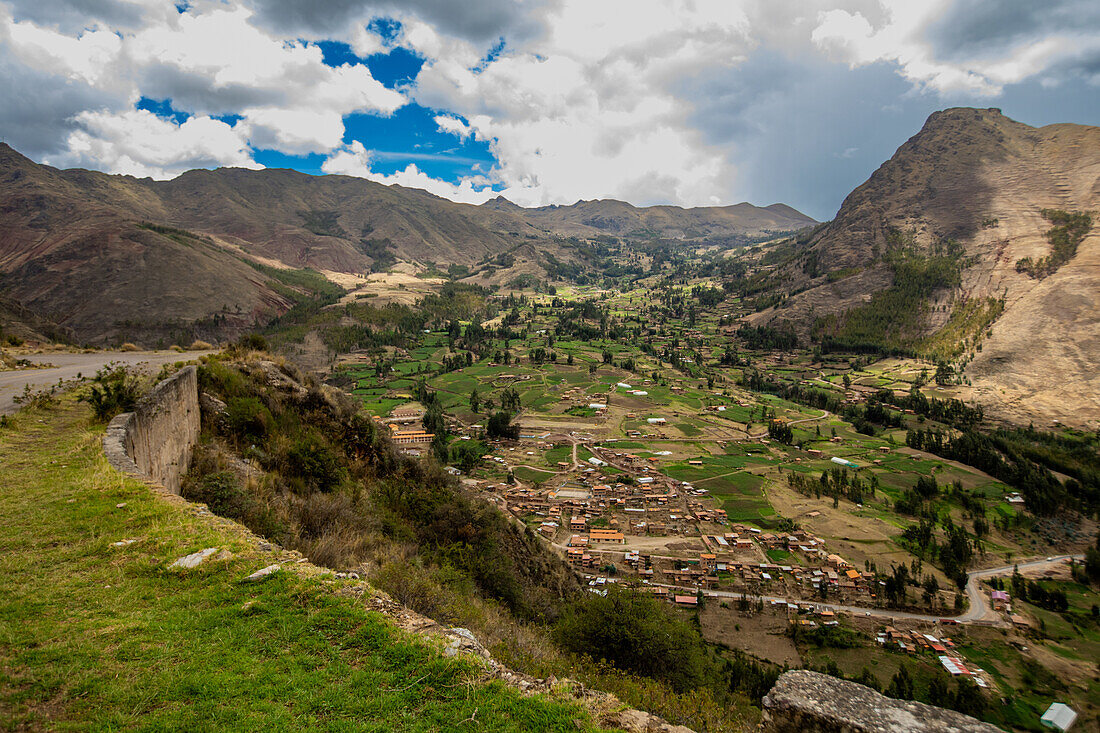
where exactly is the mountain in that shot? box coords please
[751,108,1100,428]
[0,143,812,346]
[487,197,815,241]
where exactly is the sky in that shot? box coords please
[1,1,1098,221]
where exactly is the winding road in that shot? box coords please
[0,351,213,415]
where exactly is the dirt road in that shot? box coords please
[0,351,213,415]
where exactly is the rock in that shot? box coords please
[245,564,281,581]
[110,539,137,547]
[115,502,127,508]
[169,547,219,569]
[199,392,228,416]
[761,670,1002,732]
[450,627,477,643]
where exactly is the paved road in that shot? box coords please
[960,554,1083,622]
[0,351,213,414]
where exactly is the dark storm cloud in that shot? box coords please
[3,0,151,32]
[0,46,127,157]
[927,0,1100,61]
[679,48,933,220]
[248,0,553,45]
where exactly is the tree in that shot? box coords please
[423,402,446,437]
[487,411,520,440]
[500,387,522,413]
[927,671,951,707]
[450,440,488,473]
[886,664,914,700]
[469,388,480,413]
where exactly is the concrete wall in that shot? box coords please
[761,670,1002,733]
[103,365,200,494]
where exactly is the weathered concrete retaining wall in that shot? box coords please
[761,670,1003,732]
[103,365,200,494]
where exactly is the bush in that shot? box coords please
[553,586,712,692]
[283,434,345,493]
[189,340,214,350]
[80,366,141,421]
[225,396,273,442]
[237,333,268,352]
[119,342,139,352]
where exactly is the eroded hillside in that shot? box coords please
[750,108,1100,428]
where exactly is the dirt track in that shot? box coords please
[0,351,212,414]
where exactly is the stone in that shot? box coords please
[169,547,219,569]
[761,670,1002,732]
[111,539,137,547]
[245,564,281,581]
[115,502,127,508]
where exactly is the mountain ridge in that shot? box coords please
[0,142,813,344]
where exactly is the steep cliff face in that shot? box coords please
[755,108,1100,428]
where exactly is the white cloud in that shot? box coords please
[321,140,498,204]
[434,114,471,140]
[0,2,404,167]
[44,108,260,179]
[408,0,751,207]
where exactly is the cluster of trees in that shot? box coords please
[1005,570,1069,612]
[884,664,986,719]
[905,428,1078,516]
[898,513,976,588]
[554,587,780,705]
[1016,209,1092,278]
[737,324,798,350]
[786,467,876,507]
[873,387,983,428]
[767,419,793,444]
[814,248,963,355]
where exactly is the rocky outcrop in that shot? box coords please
[103,365,200,494]
[761,670,1002,732]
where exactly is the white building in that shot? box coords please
[1040,703,1078,731]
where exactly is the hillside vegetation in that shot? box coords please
[182,350,762,731]
[0,396,601,731]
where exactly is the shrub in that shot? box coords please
[80,366,141,421]
[189,340,214,350]
[237,333,268,352]
[119,342,139,352]
[225,396,273,442]
[553,586,712,693]
[283,434,345,493]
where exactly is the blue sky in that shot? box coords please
[1,1,1098,219]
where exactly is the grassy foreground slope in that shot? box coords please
[0,397,605,731]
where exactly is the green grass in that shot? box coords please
[513,466,555,484]
[0,399,604,731]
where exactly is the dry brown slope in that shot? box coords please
[755,108,1099,428]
